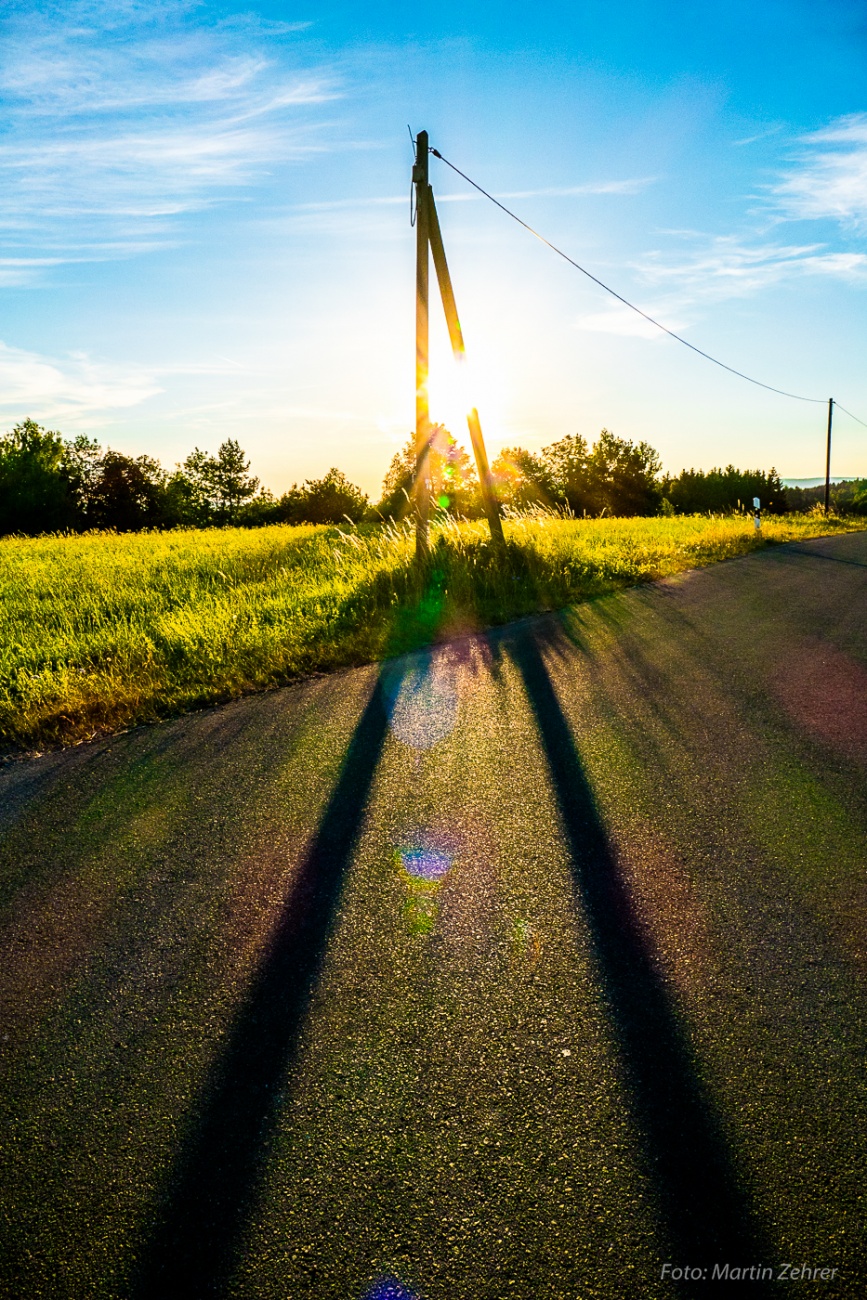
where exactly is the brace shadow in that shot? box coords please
[504,626,779,1293]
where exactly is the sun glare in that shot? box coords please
[426,331,506,453]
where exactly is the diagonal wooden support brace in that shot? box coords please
[425,186,505,550]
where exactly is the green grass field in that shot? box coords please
[1,511,864,750]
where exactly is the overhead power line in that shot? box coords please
[834,402,867,430]
[429,146,864,414]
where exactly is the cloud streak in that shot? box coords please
[772,114,867,230]
[0,1,338,275]
[0,336,383,431]
[0,340,162,425]
[496,179,656,199]
[291,177,656,212]
[587,115,867,342]
[574,234,867,340]
[639,235,867,302]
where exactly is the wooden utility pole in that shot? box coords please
[413,131,431,557]
[824,397,834,515]
[410,130,504,557]
[425,187,505,549]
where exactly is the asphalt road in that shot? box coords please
[1,532,866,1299]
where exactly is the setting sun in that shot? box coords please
[427,330,508,456]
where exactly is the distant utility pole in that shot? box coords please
[824,397,834,515]
[411,130,504,557]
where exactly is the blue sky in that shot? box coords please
[1,0,866,496]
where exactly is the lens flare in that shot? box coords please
[509,917,542,968]
[381,653,458,750]
[362,1277,420,1300]
[396,828,457,936]
[401,845,453,881]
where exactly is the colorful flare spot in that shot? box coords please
[404,891,438,936]
[396,829,458,935]
[437,493,451,508]
[510,917,542,967]
[381,654,458,750]
[401,845,453,881]
[398,827,458,881]
[362,1277,420,1300]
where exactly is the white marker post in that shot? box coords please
[753,496,761,531]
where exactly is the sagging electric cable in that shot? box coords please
[834,403,867,430]
[429,145,866,419]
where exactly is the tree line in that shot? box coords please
[1,417,864,538]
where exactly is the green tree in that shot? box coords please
[179,439,260,524]
[0,418,76,535]
[531,429,663,517]
[848,480,867,515]
[237,488,282,528]
[211,439,259,521]
[539,434,591,513]
[490,447,554,509]
[585,429,662,516]
[377,426,478,517]
[279,469,368,524]
[666,465,786,514]
[160,468,211,528]
[61,435,103,520]
[87,451,166,530]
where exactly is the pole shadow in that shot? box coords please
[131,673,391,1298]
[773,543,867,570]
[504,627,780,1293]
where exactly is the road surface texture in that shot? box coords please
[1,533,865,1299]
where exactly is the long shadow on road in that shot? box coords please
[779,542,867,570]
[131,674,391,1299]
[505,626,779,1292]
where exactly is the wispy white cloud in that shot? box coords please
[0,340,162,425]
[0,257,73,286]
[154,384,376,425]
[497,179,656,199]
[291,177,655,213]
[574,233,867,339]
[0,1,338,273]
[588,117,867,339]
[772,114,867,230]
[0,337,380,430]
[639,235,867,300]
[279,177,655,241]
[732,124,784,147]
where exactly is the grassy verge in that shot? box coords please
[1,511,863,751]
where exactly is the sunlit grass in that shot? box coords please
[1,511,863,750]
